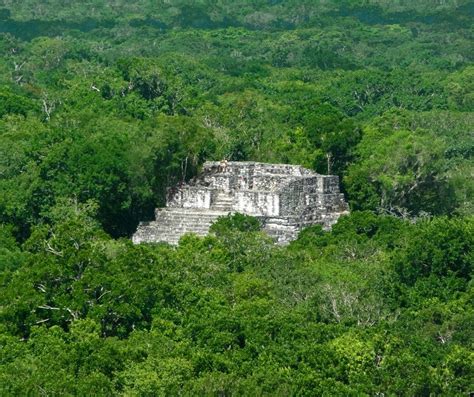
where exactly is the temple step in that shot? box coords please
[211,192,233,211]
[133,208,231,245]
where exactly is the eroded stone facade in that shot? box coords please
[133,161,349,245]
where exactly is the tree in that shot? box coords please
[392,217,473,287]
[345,123,452,216]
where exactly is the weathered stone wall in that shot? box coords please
[202,161,315,178]
[234,191,280,216]
[168,187,213,209]
[279,175,347,217]
[319,175,341,194]
[279,177,318,216]
[199,161,317,192]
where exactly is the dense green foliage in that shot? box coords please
[0,1,473,395]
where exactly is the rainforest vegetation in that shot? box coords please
[0,0,473,395]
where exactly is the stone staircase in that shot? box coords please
[211,191,233,212]
[133,201,349,246]
[132,207,231,245]
[133,206,296,245]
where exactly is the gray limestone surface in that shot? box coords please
[133,161,349,245]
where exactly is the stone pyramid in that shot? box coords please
[133,161,349,245]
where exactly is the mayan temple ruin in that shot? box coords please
[133,161,349,245]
